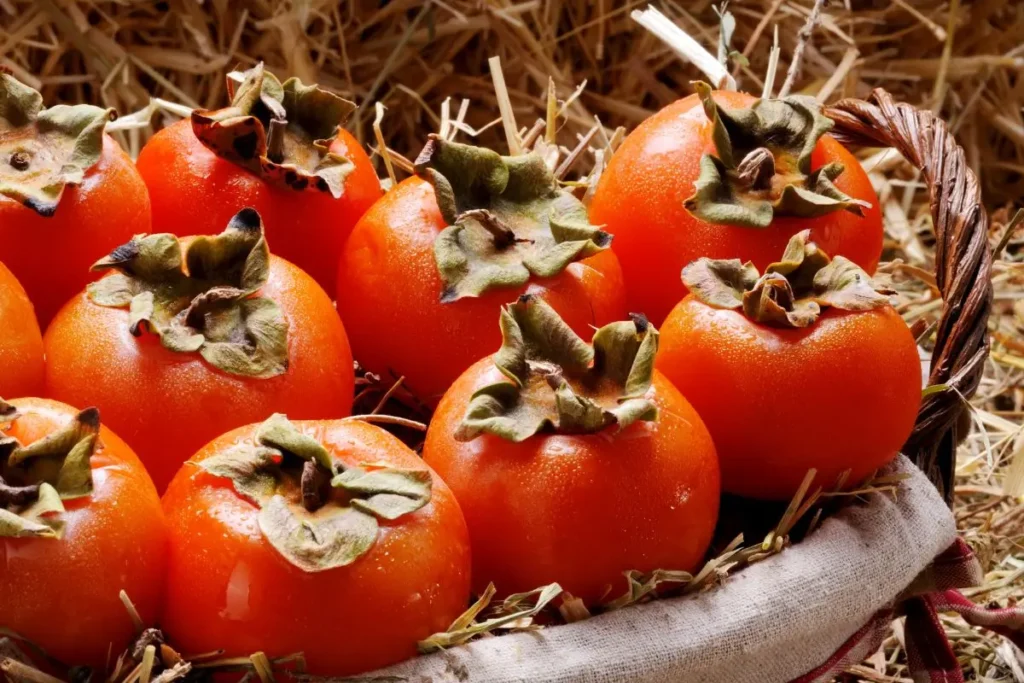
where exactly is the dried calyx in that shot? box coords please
[682,230,892,328]
[414,135,612,303]
[685,81,871,229]
[0,70,114,217]
[198,413,432,572]
[458,295,659,442]
[0,399,100,540]
[87,207,289,378]
[191,63,356,198]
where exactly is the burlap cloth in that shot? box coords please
[369,455,956,682]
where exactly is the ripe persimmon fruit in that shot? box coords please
[337,135,627,404]
[0,398,166,669]
[43,208,354,492]
[0,72,150,327]
[656,231,922,500]
[590,84,883,325]
[136,64,381,294]
[0,263,44,398]
[161,414,471,675]
[423,295,719,605]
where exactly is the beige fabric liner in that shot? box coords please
[370,455,956,683]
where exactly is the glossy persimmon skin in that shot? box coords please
[424,358,720,605]
[590,91,884,325]
[336,177,628,405]
[0,136,151,328]
[43,256,355,493]
[656,298,922,500]
[0,263,44,398]
[0,398,166,669]
[136,120,382,294]
[161,419,471,676]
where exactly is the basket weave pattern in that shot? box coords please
[827,89,994,502]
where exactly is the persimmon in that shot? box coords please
[43,208,354,492]
[0,398,166,669]
[135,64,381,293]
[590,83,883,325]
[161,414,471,675]
[0,72,150,327]
[337,135,627,404]
[656,231,921,500]
[423,295,719,606]
[0,263,43,398]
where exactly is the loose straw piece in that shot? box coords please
[993,208,1024,259]
[249,652,275,683]
[140,646,156,683]
[778,0,827,98]
[371,375,406,415]
[438,96,452,139]
[342,414,428,432]
[816,46,859,102]
[373,102,398,187]
[488,55,522,155]
[554,125,599,179]
[630,6,736,91]
[120,590,145,634]
[0,658,65,683]
[106,97,193,132]
[545,77,557,144]
[451,99,470,141]
[931,0,960,112]
[762,25,781,99]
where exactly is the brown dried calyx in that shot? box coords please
[682,230,893,328]
[86,208,289,379]
[198,413,432,572]
[0,70,115,217]
[414,135,612,303]
[457,295,659,442]
[684,81,871,229]
[191,63,356,197]
[0,399,100,540]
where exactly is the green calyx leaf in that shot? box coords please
[197,413,432,573]
[87,208,290,379]
[0,405,101,540]
[683,81,871,229]
[457,295,659,443]
[681,229,893,329]
[191,63,356,198]
[0,71,114,217]
[414,135,612,303]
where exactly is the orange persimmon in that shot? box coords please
[0,263,44,398]
[0,398,166,669]
[656,231,921,500]
[590,84,883,325]
[423,296,719,605]
[337,136,627,405]
[44,209,354,492]
[161,414,471,675]
[136,64,381,293]
[0,74,150,327]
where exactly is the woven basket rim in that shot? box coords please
[825,89,993,503]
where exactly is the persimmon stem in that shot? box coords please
[300,460,330,512]
[460,209,518,249]
[9,151,29,171]
[267,119,286,164]
[736,147,775,190]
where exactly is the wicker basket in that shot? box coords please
[363,90,996,683]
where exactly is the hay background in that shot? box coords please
[1,1,1022,680]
